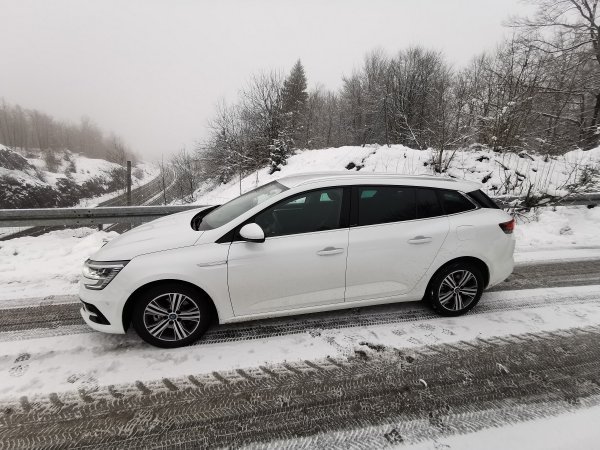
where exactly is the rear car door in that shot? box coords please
[345,186,450,302]
[227,187,350,316]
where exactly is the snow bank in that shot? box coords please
[0,228,118,301]
[194,144,600,205]
[516,206,600,251]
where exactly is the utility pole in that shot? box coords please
[126,160,132,206]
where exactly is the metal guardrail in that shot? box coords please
[493,193,600,209]
[0,193,598,228]
[0,205,204,227]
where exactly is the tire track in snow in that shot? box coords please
[1,326,600,448]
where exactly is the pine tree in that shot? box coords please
[268,131,292,174]
[281,60,308,146]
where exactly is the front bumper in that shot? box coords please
[79,282,128,334]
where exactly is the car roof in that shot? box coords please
[276,171,481,192]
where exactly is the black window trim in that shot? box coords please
[219,185,352,243]
[348,184,479,229]
[436,189,480,217]
[465,189,501,210]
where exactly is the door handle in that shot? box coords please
[317,246,344,256]
[408,236,432,244]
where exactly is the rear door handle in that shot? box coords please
[317,246,345,256]
[408,236,432,244]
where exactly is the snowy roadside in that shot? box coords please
[0,228,118,301]
[0,205,599,303]
[398,404,600,450]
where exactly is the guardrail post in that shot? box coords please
[126,161,132,231]
[126,161,132,206]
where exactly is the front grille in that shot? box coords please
[80,300,111,325]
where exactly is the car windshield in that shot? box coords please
[197,181,288,230]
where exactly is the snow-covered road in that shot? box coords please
[1,255,600,448]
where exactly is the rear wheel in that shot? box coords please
[427,262,484,316]
[132,282,212,348]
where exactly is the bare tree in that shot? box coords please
[511,0,600,148]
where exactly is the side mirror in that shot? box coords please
[239,223,265,243]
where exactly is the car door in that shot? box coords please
[227,187,350,316]
[345,186,449,303]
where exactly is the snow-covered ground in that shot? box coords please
[194,144,600,205]
[0,284,599,398]
[0,228,118,302]
[400,404,600,450]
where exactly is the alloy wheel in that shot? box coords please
[143,292,201,342]
[437,269,478,312]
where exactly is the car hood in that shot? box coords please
[91,207,210,261]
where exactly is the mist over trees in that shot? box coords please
[198,0,600,184]
[0,100,136,168]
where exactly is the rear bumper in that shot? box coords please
[487,238,515,288]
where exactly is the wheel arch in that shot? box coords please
[122,279,220,332]
[424,256,490,299]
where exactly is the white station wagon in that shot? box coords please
[80,172,515,348]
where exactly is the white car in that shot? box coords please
[80,172,515,348]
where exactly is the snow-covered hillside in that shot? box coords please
[0,145,157,208]
[194,144,600,205]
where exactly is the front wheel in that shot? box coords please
[132,282,212,348]
[427,263,484,316]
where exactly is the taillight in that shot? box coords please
[499,218,515,234]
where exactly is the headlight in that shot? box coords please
[82,259,129,290]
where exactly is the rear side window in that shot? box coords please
[358,186,417,226]
[439,190,477,215]
[466,190,500,209]
[416,188,443,219]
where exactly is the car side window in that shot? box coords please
[439,190,477,215]
[416,188,443,219]
[254,188,344,238]
[357,186,417,226]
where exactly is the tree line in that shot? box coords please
[196,0,600,187]
[0,99,136,171]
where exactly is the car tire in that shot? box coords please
[132,282,212,348]
[427,262,484,317]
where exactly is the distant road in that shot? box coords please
[103,168,179,233]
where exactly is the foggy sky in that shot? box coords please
[0,0,533,161]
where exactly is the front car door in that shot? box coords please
[345,186,449,303]
[227,187,350,316]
